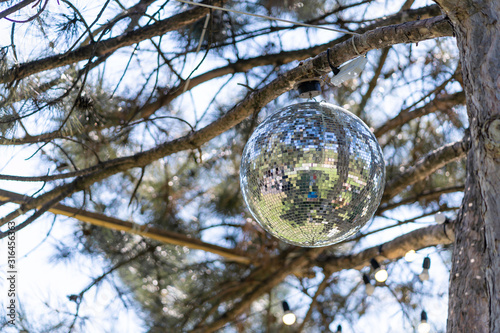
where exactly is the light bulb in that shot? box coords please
[365,283,375,295]
[434,212,446,224]
[374,269,388,283]
[419,257,431,281]
[418,311,430,333]
[282,301,296,325]
[419,269,430,281]
[405,249,417,262]
[370,258,388,283]
[282,312,296,326]
[363,273,375,295]
[418,322,431,333]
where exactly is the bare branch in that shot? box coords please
[0,1,219,83]
[382,135,470,202]
[378,184,464,213]
[0,188,252,264]
[319,223,455,273]
[358,47,390,115]
[0,0,38,20]
[375,91,466,137]
[297,275,332,333]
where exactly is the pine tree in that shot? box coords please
[0,0,498,332]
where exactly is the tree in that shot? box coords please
[0,0,497,332]
[432,1,500,332]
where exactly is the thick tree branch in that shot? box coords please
[375,91,466,137]
[319,223,455,272]
[382,135,470,202]
[378,184,464,213]
[0,188,252,264]
[316,15,452,72]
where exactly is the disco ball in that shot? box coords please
[240,102,385,247]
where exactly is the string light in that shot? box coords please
[374,268,388,283]
[404,249,417,262]
[418,310,431,333]
[370,258,388,283]
[434,212,447,224]
[362,273,375,296]
[282,301,296,326]
[419,257,431,281]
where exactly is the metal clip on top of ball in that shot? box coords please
[296,79,322,100]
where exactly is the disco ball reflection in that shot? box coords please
[240,102,385,247]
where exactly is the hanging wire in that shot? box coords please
[176,0,361,35]
[182,13,211,93]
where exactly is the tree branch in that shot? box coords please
[358,47,390,115]
[110,5,448,121]
[319,222,455,273]
[374,91,466,137]
[377,184,464,213]
[297,274,332,333]
[0,188,252,264]
[192,248,325,333]
[0,0,38,20]
[0,0,219,84]
[195,220,456,332]
[382,135,470,202]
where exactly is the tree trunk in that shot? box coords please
[435,1,500,332]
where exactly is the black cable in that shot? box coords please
[327,48,340,75]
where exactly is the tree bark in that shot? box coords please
[434,1,500,332]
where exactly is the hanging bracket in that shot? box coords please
[295,79,322,99]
